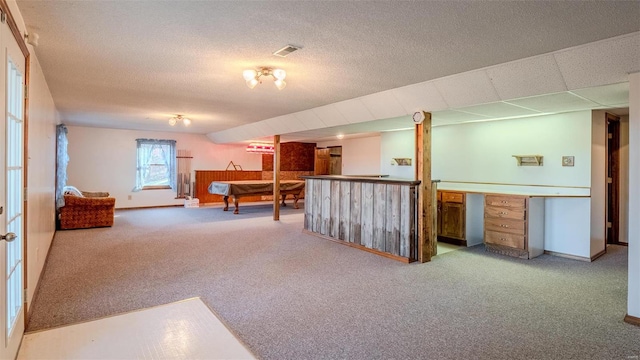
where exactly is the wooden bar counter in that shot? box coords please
[301,175,420,263]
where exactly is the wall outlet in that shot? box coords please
[128,195,132,200]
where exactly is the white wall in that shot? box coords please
[627,72,639,319]
[25,54,59,307]
[6,0,60,312]
[376,112,593,187]
[380,130,415,179]
[317,135,381,175]
[432,111,592,187]
[66,126,262,209]
[590,111,607,257]
[619,115,629,244]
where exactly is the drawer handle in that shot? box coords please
[500,224,509,228]
[500,212,507,215]
[500,238,507,241]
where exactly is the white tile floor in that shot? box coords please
[17,298,256,360]
[437,242,464,255]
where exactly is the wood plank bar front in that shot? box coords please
[302,175,420,263]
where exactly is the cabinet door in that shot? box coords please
[437,200,442,236]
[442,202,465,239]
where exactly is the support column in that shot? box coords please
[415,111,433,263]
[626,72,640,326]
[273,135,281,221]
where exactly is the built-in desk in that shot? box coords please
[301,175,420,262]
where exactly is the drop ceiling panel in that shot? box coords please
[359,90,408,120]
[554,32,640,90]
[276,114,308,133]
[334,99,375,124]
[456,102,541,118]
[570,82,629,106]
[312,104,350,127]
[392,82,449,113]
[431,110,491,126]
[293,110,326,131]
[434,70,501,108]
[250,121,276,137]
[486,54,567,100]
[505,92,599,113]
[264,116,291,134]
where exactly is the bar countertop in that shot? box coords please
[301,175,421,186]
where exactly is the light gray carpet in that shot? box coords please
[28,203,639,359]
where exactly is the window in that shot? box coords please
[135,139,176,190]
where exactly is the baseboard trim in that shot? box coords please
[438,236,467,247]
[116,204,183,210]
[302,229,412,263]
[624,314,640,327]
[543,250,592,262]
[590,249,607,262]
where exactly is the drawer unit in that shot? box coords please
[483,194,544,259]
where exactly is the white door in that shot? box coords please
[0,17,25,360]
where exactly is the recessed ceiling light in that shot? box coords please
[336,134,344,139]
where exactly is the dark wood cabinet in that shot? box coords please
[437,191,466,245]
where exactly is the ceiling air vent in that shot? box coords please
[273,44,301,57]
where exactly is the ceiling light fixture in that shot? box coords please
[169,115,191,127]
[243,67,287,90]
[246,143,275,154]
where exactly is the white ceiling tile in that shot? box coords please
[392,82,449,113]
[554,33,640,89]
[276,114,308,133]
[570,82,630,106]
[359,90,408,120]
[334,99,375,124]
[505,92,599,113]
[312,105,350,127]
[264,116,290,134]
[434,70,500,108]
[431,110,491,126]
[293,110,326,131]
[456,102,541,118]
[486,54,567,100]
[250,121,276,137]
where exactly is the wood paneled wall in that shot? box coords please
[304,178,418,262]
[195,170,262,204]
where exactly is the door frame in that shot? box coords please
[0,0,31,335]
[606,112,622,246]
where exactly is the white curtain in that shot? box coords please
[133,138,176,191]
[55,124,69,209]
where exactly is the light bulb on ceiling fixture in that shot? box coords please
[274,79,286,90]
[243,69,257,81]
[336,134,345,139]
[272,68,286,80]
[243,67,288,90]
[169,115,191,127]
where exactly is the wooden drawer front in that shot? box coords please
[485,195,525,208]
[485,218,526,235]
[442,192,464,203]
[485,206,525,220]
[485,230,525,249]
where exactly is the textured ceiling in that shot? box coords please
[16,0,640,136]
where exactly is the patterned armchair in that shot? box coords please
[59,188,116,230]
